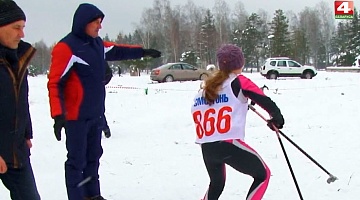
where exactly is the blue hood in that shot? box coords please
[71,3,104,39]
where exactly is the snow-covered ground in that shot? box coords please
[1,71,359,200]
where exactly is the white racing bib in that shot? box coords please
[191,75,249,144]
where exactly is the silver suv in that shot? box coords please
[260,57,317,79]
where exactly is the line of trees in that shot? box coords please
[29,0,360,76]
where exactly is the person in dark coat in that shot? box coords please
[0,1,41,199]
[47,3,161,200]
[117,65,122,77]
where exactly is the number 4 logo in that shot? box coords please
[334,0,354,19]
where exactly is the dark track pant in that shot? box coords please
[201,139,270,200]
[0,158,40,200]
[64,118,103,200]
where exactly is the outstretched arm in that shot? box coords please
[104,42,144,61]
[231,75,281,116]
[231,75,284,128]
[104,41,161,61]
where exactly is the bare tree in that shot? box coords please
[103,0,340,68]
[180,0,206,60]
[256,9,271,63]
[299,7,322,67]
[170,6,181,62]
[231,1,248,34]
[213,0,231,44]
[286,10,299,32]
[30,40,51,75]
[317,1,336,67]
[136,8,155,48]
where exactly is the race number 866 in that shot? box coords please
[192,106,232,139]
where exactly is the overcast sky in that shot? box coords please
[15,0,359,45]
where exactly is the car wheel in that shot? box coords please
[164,75,174,82]
[200,73,208,80]
[268,72,278,79]
[304,71,313,79]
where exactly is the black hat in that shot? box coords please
[0,0,26,27]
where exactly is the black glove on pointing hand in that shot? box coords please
[267,112,284,131]
[143,49,161,58]
[53,115,66,141]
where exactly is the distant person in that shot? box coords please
[191,44,284,200]
[117,66,122,77]
[47,3,161,200]
[0,1,41,199]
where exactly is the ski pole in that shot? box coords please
[250,85,268,106]
[276,130,338,183]
[248,104,338,184]
[248,105,304,199]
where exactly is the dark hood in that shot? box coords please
[71,3,104,39]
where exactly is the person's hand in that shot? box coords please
[143,49,161,58]
[103,128,111,138]
[267,113,284,131]
[53,115,66,141]
[104,62,113,85]
[26,139,33,148]
[0,156,7,174]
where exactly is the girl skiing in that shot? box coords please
[191,44,284,200]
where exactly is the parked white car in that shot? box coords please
[260,57,317,79]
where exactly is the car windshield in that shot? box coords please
[262,60,269,66]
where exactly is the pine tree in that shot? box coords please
[289,27,309,64]
[180,51,198,66]
[269,9,291,57]
[330,22,352,66]
[200,9,217,65]
[349,8,360,60]
[237,13,265,69]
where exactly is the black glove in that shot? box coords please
[267,113,284,131]
[250,100,256,106]
[103,128,111,138]
[104,62,113,85]
[143,49,161,58]
[53,115,66,141]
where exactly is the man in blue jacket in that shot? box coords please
[47,3,161,200]
[0,1,41,199]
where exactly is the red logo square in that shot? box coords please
[334,0,354,19]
